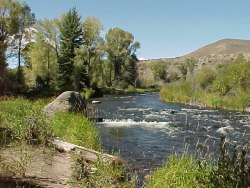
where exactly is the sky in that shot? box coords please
[20,0,250,60]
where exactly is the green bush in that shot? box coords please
[196,67,216,90]
[83,88,95,99]
[150,61,167,81]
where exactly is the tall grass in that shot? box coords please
[146,154,210,188]
[52,112,101,151]
[0,98,52,145]
[160,83,250,111]
[145,137,250,188]
[71,153,136,188]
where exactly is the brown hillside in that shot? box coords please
[137,38,250,87]
[184,39,250,58]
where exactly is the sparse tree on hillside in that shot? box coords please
[178,63,188,80]
[57,8,82,91]
[186,58,198,75]
[150,60,167,81]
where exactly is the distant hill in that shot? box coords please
[137,38,250,87]
[184,38,250,58]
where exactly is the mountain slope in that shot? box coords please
[137,38,250,87]
[184,39,250,58]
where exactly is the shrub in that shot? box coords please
[84,88,95,99]
[150,61,167,81]
[196,67,216,90]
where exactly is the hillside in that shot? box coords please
[137,38,250,87]
[184,39,250,58]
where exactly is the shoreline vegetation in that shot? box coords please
[160,54,250,113]
[0,97,249,187]
[0,98,136,187]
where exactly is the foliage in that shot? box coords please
[73,17,105,89]
[150,60,167,81]
[71,154,136,188]
[186,58,198,75]
[146,154,210,188]
[178,63,188,80]
[57,7,82,91]
[105,27,140,87]
[146,137,249,188]
[196,67,216,90]
[51,112,101,150]
[23,19,59,93]
[0,0,28,94]
[160,81,194,103]
[0,98,52,145]
[161,54,250,111]
[210,136,250,188]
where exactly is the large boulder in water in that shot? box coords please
[44,91,86,116]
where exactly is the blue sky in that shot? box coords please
[21,0,250,59]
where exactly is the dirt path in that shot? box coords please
[0,146,73,188]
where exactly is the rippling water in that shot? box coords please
[91,92,250,179]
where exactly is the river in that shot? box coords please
[91,92,250,181]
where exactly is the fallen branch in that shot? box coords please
[49,139,117,163]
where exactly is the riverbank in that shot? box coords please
[83,86,159,100]
[160,83,250,113]
[0,98,136,187]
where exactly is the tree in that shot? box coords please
[23,23,58,92]
[73,17,104,89]
[57,8,82,91]
[150,60,167,81]
[178,63,188,80]
[29,19,60,91]
[14,2,35,88]
[124,54,139,86]
[0,0,20,94]
[105,27,140,86]
[186,58,198,75]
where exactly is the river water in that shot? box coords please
[92,92,250,179]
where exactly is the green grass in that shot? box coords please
[0,98,52,145]
[160,83,250,111]
[52,112,101,151]
[0,98,135,187]
[145,154,210,188]
[71,154,136,188]
[146,137,249,188]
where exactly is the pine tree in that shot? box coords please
[57,8,82,91]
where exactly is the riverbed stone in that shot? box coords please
[44,91,86,116]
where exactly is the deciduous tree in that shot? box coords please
[105,27,140,87]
